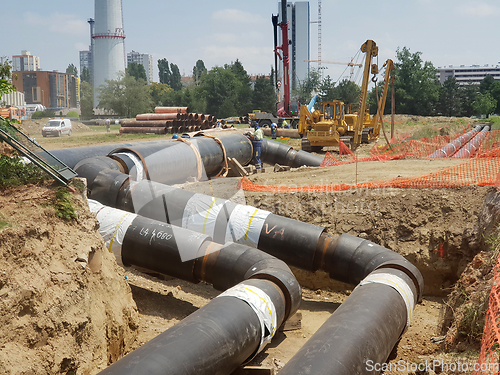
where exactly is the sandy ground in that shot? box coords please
[1,117,492,374]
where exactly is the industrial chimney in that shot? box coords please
[92,0,126,106]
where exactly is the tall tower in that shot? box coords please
[93,0,126,106]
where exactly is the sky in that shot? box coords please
[2,0,500,85]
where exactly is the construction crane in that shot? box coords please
[305,59,363,79]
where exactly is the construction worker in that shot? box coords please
[271,122,277,139]
[282,118,290,129]
[252,125,264,169]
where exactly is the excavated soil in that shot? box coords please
[0,182,138,375]
[1,118,498,374]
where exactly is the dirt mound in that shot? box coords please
[0,182,139,375]
[20,119,91,137]
[245,184,491,296]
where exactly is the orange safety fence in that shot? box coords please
[474,252,500,375]
[240,128,500,374]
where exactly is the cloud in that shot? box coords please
[211,9,266,26]
[24,12,88,37]
[457,2,500,17]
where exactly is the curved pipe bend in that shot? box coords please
[89,201,301,375]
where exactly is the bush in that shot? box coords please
[66,111,79,119]
[0,154,49,187]
[31,109,56,119]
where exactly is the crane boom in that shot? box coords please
[353,40,378,148]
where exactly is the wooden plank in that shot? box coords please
[227,158,249,177]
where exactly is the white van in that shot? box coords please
[42,118,72,137]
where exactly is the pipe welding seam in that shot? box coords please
[217,283,277,356]
[356,271,415,327]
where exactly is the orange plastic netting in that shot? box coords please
[239,130,500,193]
[240,128,500,374]
[474,252,500,375]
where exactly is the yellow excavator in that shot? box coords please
[298,40,394,151]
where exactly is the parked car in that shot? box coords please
[42,118,72,137]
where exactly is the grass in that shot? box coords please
[0,154,49,187]
[486,116,500,131]
[53,187,77,221]
[458,302,487,342]
[0,213,11,230]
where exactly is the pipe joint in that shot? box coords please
[203,243,301,321]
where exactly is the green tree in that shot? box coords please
[459,83,478,117]
[394,47,440,115]
[158,58,171,85]
[79,81,94,119]
[479,75,496,94]
[472,92,497,118]
[149,82,173,106]
[331,79,361,106]
[198,66,240,118]
[97,73,153,118]
[66,63,78,76]
[80,66,91,84]
[193,60,207,85]
[437,76,462,116]
[127,62,147,82]
[0,58,15,101]
[294,69,321,105]
[226,60,252,115]
[489,81,500,114]
[169,63,182,91]
[318,75,336,102]
[252,75,275,113]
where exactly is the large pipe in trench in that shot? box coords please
[65,134,421,374]
[77,172,423,375]
[452,124,490,158]
[427,124,483,158]
[88,200,300,375]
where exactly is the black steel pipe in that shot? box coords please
[278,269,413,375]
[100,289,263,375]
[261,138,323,167]
[90,201,300,374]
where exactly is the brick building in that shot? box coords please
[12,71,78,109]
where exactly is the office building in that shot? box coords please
[127,50,154,84]
[12,71,78,109]
[437,64,500,85]
[12,51,40,72]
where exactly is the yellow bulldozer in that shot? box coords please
[298,40,395,151]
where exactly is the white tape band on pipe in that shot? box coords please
[117,152,145,181]
[217,283,277,355]
[182,194,225,237]
[88,199,137,260]
[356,272,415,328]
[225,205,271,247]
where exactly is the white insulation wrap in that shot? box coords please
[88,199,137,260]
[182,194,225,236]
[356,272,415,328]
[115,152,145,181]
[217,283,277,355]
[225,205,271,247]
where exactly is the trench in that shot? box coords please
[44,132,496,374]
